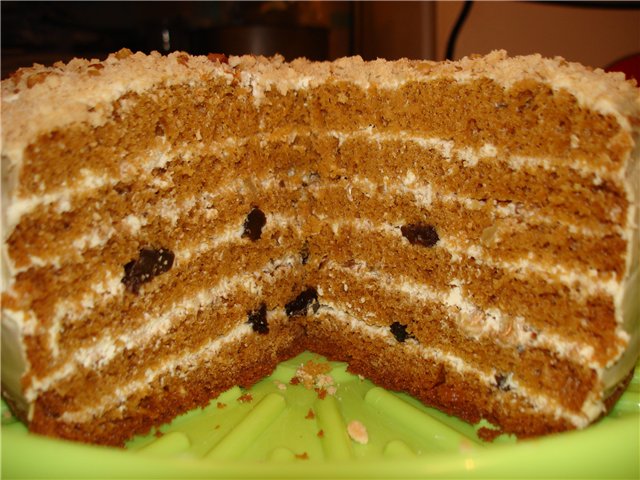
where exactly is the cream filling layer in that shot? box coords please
[24,208,624,366]
[324,260,603,368]
[327,217,621,298]
[3,144,181,241]
[34,203,285,350]
[328,128,618,179]
[12,172,620,300]
[36,243,609,406]
[317,306,603,429]
[5,128,618,235]
[25,252,299,401]
[343,175,618,238]
[328,306,604,428]
[13,173,279,276]
[57,320,259,424]
[57,305,601,429]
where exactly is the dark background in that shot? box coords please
[1,1,355,78]
[2,1,639,80]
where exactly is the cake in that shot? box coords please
[1,49,638,447]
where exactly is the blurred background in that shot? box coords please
[2,1,639,80]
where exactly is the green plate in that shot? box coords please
[2,352,639,479]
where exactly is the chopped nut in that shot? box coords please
[480,225,499,246]
[316,374,334,388]
[26,71,51,88]
[177,54,189,66]
[114,48,133,60]
[499,317,514,338]
[87,63,104,76]
[207,53,229,64]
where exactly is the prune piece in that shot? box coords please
[494,373,511,392]
[285,287,318,317]
[390,322,412,343]
[247,303,269,334]
[300,242,310,265]
[122,247,174,294]
[242,207,266,241]
[401,224,439,247]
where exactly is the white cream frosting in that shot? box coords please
[4,134,619,293]
[43,215,292,362]
[2,202,635,421]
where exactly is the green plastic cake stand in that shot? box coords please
[2,351,639,479]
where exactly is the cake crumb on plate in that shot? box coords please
[347,420,369,444]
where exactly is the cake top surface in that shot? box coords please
[2,49,639,169]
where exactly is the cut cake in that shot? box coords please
[1,49,638,446]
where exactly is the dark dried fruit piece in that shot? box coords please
[122,248,175,294]
[88,63,104,77]
[300,241,310,265]
[494,373,511,392]
[247,303,269,334]
[285,287,319,317]
[26,71,53,88]
[401,224,439,247]
[242,207,266,241]
[390,321,412,343]
[177,54,189,66]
